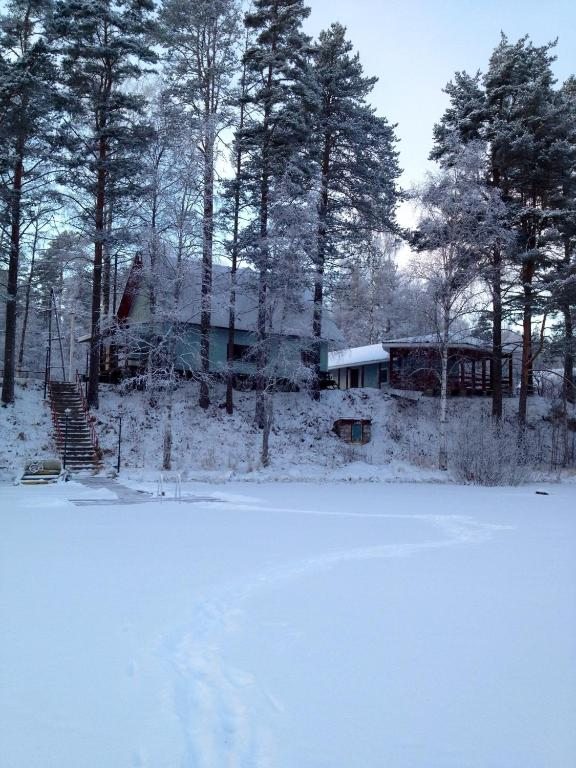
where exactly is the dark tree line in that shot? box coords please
[430,35,576,421]
[2,0,574,438]
[0,0,401,415]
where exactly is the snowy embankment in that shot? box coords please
[95,381,447,482]
[1,479,575,767]
[0,381,53,479]
[1,379,572,483]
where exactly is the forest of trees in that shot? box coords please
[1,0,575,435]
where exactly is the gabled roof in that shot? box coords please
[118,257,343,343]
[117,252,143,322]
[328,343,390,370]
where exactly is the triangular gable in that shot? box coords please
[116,253,144,322]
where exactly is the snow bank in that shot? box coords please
[0,382,53,479]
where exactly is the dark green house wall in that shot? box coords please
[127,322,329,377]
[330,362,387,389]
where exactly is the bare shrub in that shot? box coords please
[450,415,534,486]
[385,412,403,443]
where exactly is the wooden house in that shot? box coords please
[327,335,513,396]
[95,254,342,385]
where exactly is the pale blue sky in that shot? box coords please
[304,0,576,188]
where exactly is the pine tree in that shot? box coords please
[308,23,400,396]
[50,0,157,408]
[431,35,576,422]
[240,0,316,426]
[222,31,251,416]
[548,76,576,404]
[485,36,576,422]
[0,0,60,404]
[160,0,241,409]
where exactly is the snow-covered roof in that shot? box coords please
[124,260,343,343]
[381,334,492,352]
[328,343,390,370]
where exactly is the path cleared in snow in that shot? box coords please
[1,480,575,767]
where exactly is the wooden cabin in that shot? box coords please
[90,254,343,385]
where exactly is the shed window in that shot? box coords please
[351,422,363,442]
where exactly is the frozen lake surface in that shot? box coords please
[1,479,575,767]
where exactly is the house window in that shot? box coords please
[232,344,251,361]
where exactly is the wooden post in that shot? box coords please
[471,359,476,395]
[482,359,487,394]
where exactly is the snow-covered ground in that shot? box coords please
[1,478,575,767]
[2,380,569,483]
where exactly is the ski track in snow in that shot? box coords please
[139,500,512,768]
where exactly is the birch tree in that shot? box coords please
[414,143,509,470]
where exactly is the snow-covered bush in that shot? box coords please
[450,415,534,486]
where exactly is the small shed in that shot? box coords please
[328,344,390,390]
[333,418,372,444]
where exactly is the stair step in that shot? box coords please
[49,385,99,469]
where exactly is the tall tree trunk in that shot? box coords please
[438,308,449,471]
[112,248,118,315]
[260,390,273,467]
[1,144,24,405]
[255,65,273,429]
[561,238,575,405]
[163,371,173,471]
[102,200,112,317]
[226,59,248,416]
[17,216,40,373]
[311,130,331,401]
[87,134,106,408]
[491,247,503,419]
[562,303,574,404]
[518,259,535,423]
[199,118,214,410]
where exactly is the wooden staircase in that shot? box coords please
[48,381,100,473]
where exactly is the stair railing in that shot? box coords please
[75,372,100,454]
[47,380,64,450]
